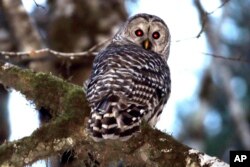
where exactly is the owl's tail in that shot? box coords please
[87,95,141,142]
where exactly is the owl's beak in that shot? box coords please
[142,39,152,50]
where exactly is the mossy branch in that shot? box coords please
[0,61,228,167]
[0,61,89,166]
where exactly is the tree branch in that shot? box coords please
[194,0,250,150]
[174,0,250,64]
[0,61,229,166]
[0,38,110,65]
[195,0,230,38]
[0,61,88,166]
[202,52,250,64]
[33,0,47,11]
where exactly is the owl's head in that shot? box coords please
[114,13,171,60]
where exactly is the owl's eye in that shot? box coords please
[135,29,144,37]
[152,31,160,39]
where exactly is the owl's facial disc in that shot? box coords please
[126,18,165,53]
[118,13,170,58]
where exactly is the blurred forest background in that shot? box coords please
[0,0,250,165]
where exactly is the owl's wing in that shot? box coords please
[87,67,142,141]
[86,44,170,141]
[83,79,89,94]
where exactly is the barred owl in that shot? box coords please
[86,13,171,141]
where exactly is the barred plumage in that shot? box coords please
[86,13,171,141]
